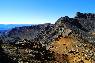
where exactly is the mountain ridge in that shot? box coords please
[0,12,95,63]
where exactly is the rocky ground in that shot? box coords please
[49,35,95,63]
[0,12,95,63]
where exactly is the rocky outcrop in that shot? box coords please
[0,12,95,63]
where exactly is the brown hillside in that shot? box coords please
[49,36,95,63]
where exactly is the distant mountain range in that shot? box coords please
[0,24,32,30]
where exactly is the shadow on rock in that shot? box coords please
[0,40,17,63]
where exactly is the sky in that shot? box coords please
[0,0,95,24]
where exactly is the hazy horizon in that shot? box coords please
[0,24,32,30]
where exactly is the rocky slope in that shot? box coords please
[0,12,95,63]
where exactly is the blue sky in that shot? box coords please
[0,0,95,24]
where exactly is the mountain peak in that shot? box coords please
[75,12,95,19]
[1,12,95,63]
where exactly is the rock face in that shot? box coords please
[0,12,95,63]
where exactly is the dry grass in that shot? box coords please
[49,36,94,63]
